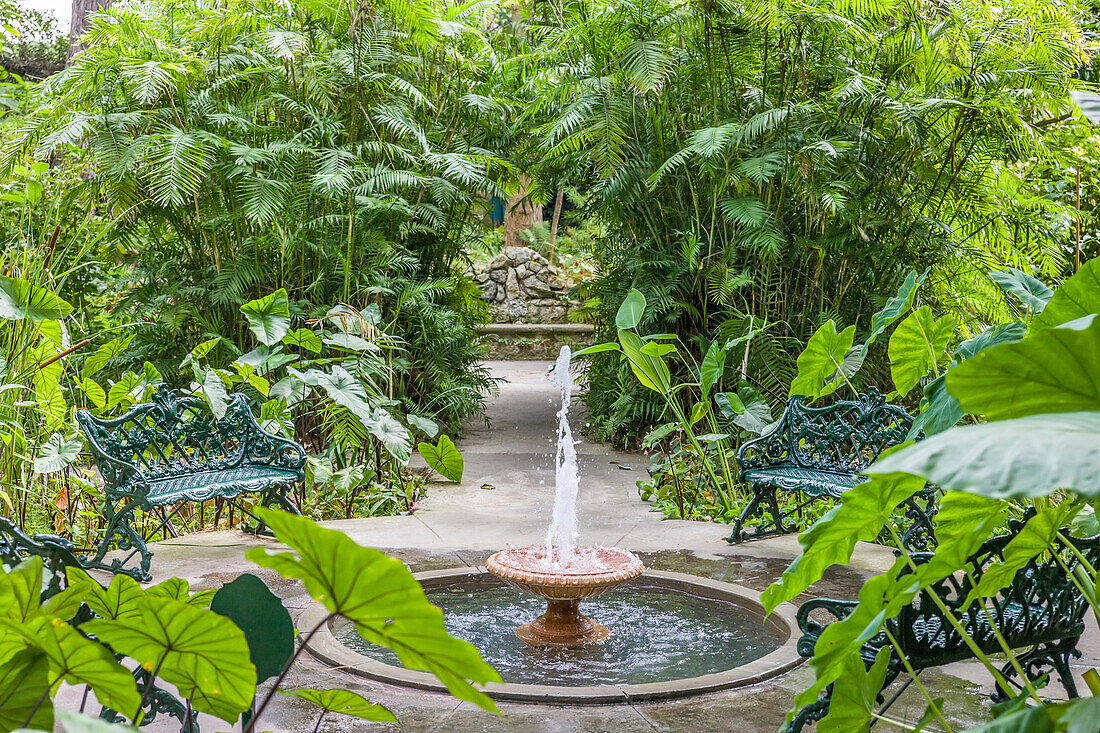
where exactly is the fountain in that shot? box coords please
[302,347,804,702]
[485,346,643,646]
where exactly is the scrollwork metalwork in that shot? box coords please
[728,388,924,543]
[77,386,307,580]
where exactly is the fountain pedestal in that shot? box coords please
[486,545,644,647]
[516,599,611,646]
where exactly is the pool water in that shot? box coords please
[332,576,783,686]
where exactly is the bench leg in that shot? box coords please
[245,483,304,535]
[728,483,800,543]
[85,498,153,582]
[785,686,832,732]
[996,637,1083,701]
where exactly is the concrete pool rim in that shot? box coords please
[298,567,805,703]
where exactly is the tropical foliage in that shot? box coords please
[534,0,1092,442]
[0,510,497,733]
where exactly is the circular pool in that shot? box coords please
[300,568,803,702]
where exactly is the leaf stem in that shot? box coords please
[245,612,336,733]
[882,627,953,733]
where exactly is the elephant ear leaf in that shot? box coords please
[990,268,1053,315]
[417,435,463,482]
[0,648,53,730]
[279,688,396,722]
[240,289,291,346]
[34,435,82,477]
[1033,256,1100,331]
[245,509,500,713]
[210,573,295,684]
[0,275,73,322]
[82,595,256,723]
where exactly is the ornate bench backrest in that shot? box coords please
[897,512,1098,658]
[77,386,250,488]
[740,388,913,473]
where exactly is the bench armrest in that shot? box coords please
[227,395,307,473]
[795,597,859,657]
[735,414,789,473]
[75,409,152,496]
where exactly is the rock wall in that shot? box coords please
[473,246,573,324]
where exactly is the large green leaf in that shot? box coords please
[146,577,215,607]
[0,557,48,625]
[282,328,322,354]
[66,571,144,621]
[618,329,670,393]
[947,315,1100,420]
[210,574,294,684]
[887,306,955,396]
[407,414,439,439]
[417,435,463,482]
[867,269,926,343]
[82,337,132,380]
[245,509,500,712]
[699,341,726,396]
[789,321,855,399]
[83,594,256,722]
[761,471,925,612]
[240,289,291,346]
[990,268,1053,314]
[0,648,52,731]
[912,323,1027,436]
[200,368,229,421]
[866,412,1100,498]
[307,366,375,427]
[815,647,890,733]
[783,557,916,728]
[965,706,1053,733]
[367,409,412,463]
[1034,257,1100,331]
[279,688,395,722]
[615,288,646,329]
[0,276,72,322]
[731,383,773,435]
[20,617,141,718]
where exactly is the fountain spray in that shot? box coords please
[546,345,579,566]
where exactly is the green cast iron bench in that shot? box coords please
[77,385,306,581]
[728,388,934,547]
[787,509,1099,731]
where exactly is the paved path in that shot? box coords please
[106,361,1091,732]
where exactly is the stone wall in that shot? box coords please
[472,246,592,358]
[473,246,573,324]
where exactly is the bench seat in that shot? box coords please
[741,466,862,498]
[146,466,300,505]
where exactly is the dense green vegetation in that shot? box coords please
[3,0,1100,729]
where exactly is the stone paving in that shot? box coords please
[102,361,1098,732]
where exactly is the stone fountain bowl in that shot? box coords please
[486,545,644,600]
[485,545,644,646]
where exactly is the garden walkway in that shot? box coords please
[101,361,1094,732]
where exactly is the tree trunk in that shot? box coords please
[502,175,542,248]
[68,0,111,62]
[548,188,564,262]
